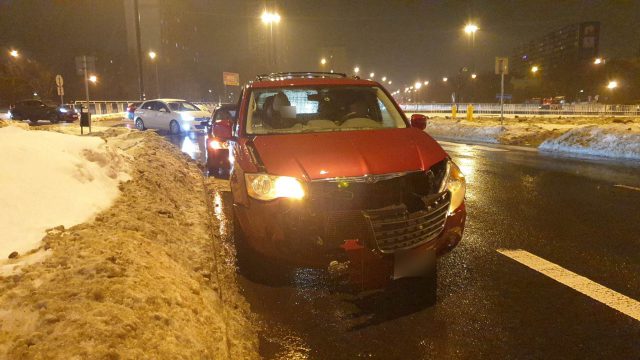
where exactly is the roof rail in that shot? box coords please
[255,72,348,81]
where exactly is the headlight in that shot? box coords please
[245,174,306,201]
[181,113,195,121]
[59,108,68,113]
[439,160,466,213]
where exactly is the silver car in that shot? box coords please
[133,98,211,134]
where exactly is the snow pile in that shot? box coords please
[421,116,640,160]
[0,126,129,274]
[540,123,640,160]
[0,130,258,359]
[424,117,561,146]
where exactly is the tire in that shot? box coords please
[49,114,60,124]
[135,118,145,130]
[169,120,181,135]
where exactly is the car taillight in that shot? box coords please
[209,140,227,150]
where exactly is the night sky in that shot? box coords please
[1,0,638,99]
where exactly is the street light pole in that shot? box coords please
[149,51,160,98]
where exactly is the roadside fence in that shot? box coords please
[400,103,640,117]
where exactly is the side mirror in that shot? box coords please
[410,114,427,130]
[213,119,233,140]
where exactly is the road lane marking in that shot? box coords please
[614,184,640,192]
[497,249,640,322]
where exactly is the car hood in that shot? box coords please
[252,128,447,180]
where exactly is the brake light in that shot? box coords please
[209,140,226,150]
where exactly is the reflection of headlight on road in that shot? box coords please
[439,160,466,213]
[245,174,306,201]
[181,113,195,121]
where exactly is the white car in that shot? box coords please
[133,99,211,134]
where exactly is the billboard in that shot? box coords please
[223,72,240,86]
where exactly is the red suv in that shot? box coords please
[214,72,466,289]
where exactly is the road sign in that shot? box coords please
[57,87,64,96]
[55,74,64,87]
[495,57,509,75]
[223,72,240,86]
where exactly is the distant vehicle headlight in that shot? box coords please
[245,174,306,201]
[181,113,195,121]
[439,160,466,213]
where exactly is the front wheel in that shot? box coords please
[135,118,145,130]
[49,114,60,124]
[169,120,181,135]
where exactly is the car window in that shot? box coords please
[167,101,199,112]
[141,101,155,110]
[245,86,406,134]
[156,103,170,112]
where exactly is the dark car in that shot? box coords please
[9,100,77,124]
[214,72,466,294]
[56,104,80,122]
[206,104,236,172]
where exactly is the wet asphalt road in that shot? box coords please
[169,130,640,359]
[56,121,640,358]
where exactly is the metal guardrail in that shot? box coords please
[71,101,218,115]
[401,103,640,116]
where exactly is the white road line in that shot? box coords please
[614,184,640,192]
[497,249,640,322]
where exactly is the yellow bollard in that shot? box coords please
[451,104,457,119]
[467,104,474,121]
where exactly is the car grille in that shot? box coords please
[308,162,447,213]
[363,192,450,253]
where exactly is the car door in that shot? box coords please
[34,101,50,120]
[139,101,158,128]
[155,101,173,131]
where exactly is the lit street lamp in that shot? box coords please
[414,81,422,90]
[442,77,448,82]
[471,73,477,79]
[320,57,327,66]
[381,76,387,82]
[388,81,392,85]
[9,49,19,58]
[531,66,539,74]
[354,66,360,75]
[369,72,375,79]
[424,81,429,86]
[607,80,618,90]
[89,75,98,83]
[594,57,603,65]
[464,23,479,34]
[149,50,160,97]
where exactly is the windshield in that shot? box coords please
[245,86,406,134]
[168,101,200,112]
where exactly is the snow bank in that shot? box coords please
[423,116,640,160]
[0,130,258,359]
[540,124,640,160]
[0,126,129,274]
